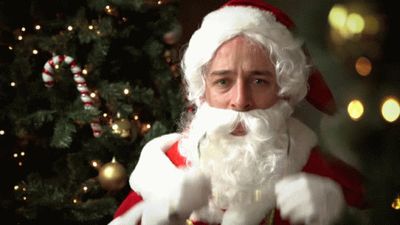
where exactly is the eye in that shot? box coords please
[215,79,229,87]
[254,79,269,85]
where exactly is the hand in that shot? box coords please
[141,169,211,225]
[274,173,345,225]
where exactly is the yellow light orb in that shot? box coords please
[35,25,41,30]
[14,185,19,191]
[346,13,365,34]
[355,57,372,76]
[21,27,26,32]
[347,99,364,121]
[0,130,5,135]
[328,4,348,29]
[10,82,16,87]
[67,26,73,31]
[32,49,38,55]
[88,25,94,30]
[82,69,88,75]
[13,153,18,158]
[381,97,400,123]
[8,46,13,50]
[17,35,23,41]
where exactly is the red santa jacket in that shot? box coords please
[114,141,365,225]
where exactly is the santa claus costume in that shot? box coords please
[109,0,366,225]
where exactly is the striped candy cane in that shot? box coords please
[42,55,102,137]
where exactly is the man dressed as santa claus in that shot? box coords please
[109,0,365,224]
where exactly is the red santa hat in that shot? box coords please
[182,0,337,115]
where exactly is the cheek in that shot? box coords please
[254,87,280,109]
[204,87,230,108]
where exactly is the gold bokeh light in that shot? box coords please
[347,99,364,121]
[381,97,400,123]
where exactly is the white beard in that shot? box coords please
[180,101,294,215]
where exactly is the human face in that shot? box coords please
[204,36,280,111]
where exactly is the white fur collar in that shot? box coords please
[285,117,318,174]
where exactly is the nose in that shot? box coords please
[230,80,252,111]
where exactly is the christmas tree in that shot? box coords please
[0,0,183,224]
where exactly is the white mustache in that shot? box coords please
[192,101,292,142]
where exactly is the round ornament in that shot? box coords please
[111,119,138,140]
[98,158,127,191]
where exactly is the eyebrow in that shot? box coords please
[208,69,273,76]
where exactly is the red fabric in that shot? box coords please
[223,0,295,29]
[166,141,187,167]
[114,191,143,218]
[113,142,365,224]
[303,147,366,208]
[305,69,337,116]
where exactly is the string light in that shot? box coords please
[8,46,13,50]
[14,185,19,191]
[54,64,59,69]
[17,35,23,41]
[157,0,163,5]
[82,186,88,192]
[103,113,108,118]
[20,152,25,156]
[0,130,5,135]
[73,198,78,204]
[10,82,16,87]
[82,69,88,75]
[347,99,364,121]
[133,115,139,120]
[67,26,73,31]
[88,25,94,30]
[35,25,41,30]
[105,5,112,14]
[18,162,23,166]
[123,88,130,95]
[32,49,39,55]
[90,92,96,98]
[13,153,18,158]
[22,196,27,201]
[21,27,26,32]
[90,160,100,168]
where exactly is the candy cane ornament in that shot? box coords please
[42,55,102,137]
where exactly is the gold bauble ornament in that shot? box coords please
[98,158,127,191]
[392,194,400,210]
[111,119,138,140]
